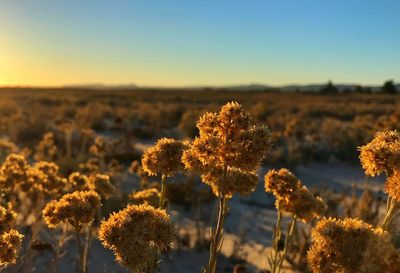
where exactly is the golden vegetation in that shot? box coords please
[0,89,400,273]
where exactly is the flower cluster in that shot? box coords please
[130,188,161,207]
[0,153,29,192]
[142,138,187,176]
[33,161,67,195]
[90,173,115,198]
[307,217,400,273]
[0,204,22,266]
[0,203,17,233]
[182,102,271,197]
[0,229,24,266]
[359,130,400,176]
[385,170,400,201]
[68,172,115,198]
[265,168,326,223]
[68,172,90,191]
[99,204,175,272]
[34,132,58,161]
[43,190,101,229]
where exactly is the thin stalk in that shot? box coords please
[74,226,85,273]
[381,196,400,230]
[83,227,91,273]
[159,174,167,209]
[277,218,297,271]
[270,210,283,273]
[205,196,228,273]
[204,165,229,273]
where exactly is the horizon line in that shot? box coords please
[0,80,397,90]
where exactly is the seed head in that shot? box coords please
[99,204,175,272]
[129,188,161,207]
[89,174,115,199]
[359,130,400,176]
[43,190,101,229]
[142,138,187,176]
[182,102,271,197]
[68,172,91,191]
[265,169,326,222]
[201,167,258,198]
[307,217,400,273]
[34,161,67,195]
[0,229,24,266]
[0,153,29,191]
[385,170,400,202]
[0,203,17,234]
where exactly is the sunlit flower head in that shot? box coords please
[89,173,115,199]
[43,190,101,229]
[68,172,90,191]
[34,132,58,161]
[385,170,400,201]
[359,130,400,176]
[265,168,326,222]
[99,204,175,272]
[142,138,187,176]
[182,102,271,197]
[0,203,17,234]
[201,167,258,198]
[0,229,24,266]
[307,217,400,273]
[0,153,29,191]
[129,188,161,207]
[34,161,67,195]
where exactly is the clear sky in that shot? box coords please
[0,0,399,87]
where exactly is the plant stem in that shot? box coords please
[83,227,91,273]
[381,196,400,230]
[74,226,85,273]
[277,218,297,271]
[270,210,283,273]
[159,174,167,209]
[204,196,228,273]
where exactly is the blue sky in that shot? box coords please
[0,0,399,86]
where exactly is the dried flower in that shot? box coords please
[385,170,400,201]
[68,172,91,191]
[19,166,46,195]
[89,174,115,199]
[43,191,101,229]
[130,188,161,207]
[0,229,23,266]
[78,157,102,174]
[0,153,29,191]
[0,204,17,234]
[89,137,107,158]
[201,167,258,198]
[265,169,326,223]
[182,102,271,197]
[142,138,187,176]
[359,130,400,176]
[34,132,58,161]
[34,161,67,195]
[307,217,400,273]
[99,204,175,272]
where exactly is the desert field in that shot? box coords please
[0,88,399,273]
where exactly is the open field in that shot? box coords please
[0,88,398,273]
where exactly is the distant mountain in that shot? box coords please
[58,82,399,93]
[63,83,137,90]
